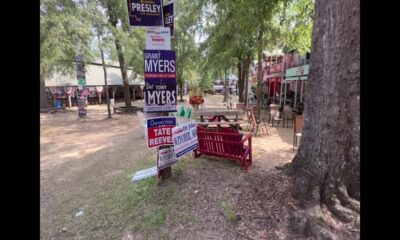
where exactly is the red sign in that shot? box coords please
[147,117,176,148]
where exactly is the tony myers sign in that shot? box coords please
[144,50,177,112]
[172,121,199,158]
[127,0,163,27]
[147,116,176,148]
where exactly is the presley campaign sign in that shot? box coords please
[163,2,174,37]
[147,116,176,148]
[144,50,177,112]
[172,120,199,158]
[127,0,163,27]
[146,27,171,50]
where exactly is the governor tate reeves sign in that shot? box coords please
[144,50,177,112]
[147,116,176,149]
[127,0,163,27]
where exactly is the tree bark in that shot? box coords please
[98,34,112,119]
[256,30,263,117]
[178,78,184,102]
[238,61,244,102]
[287,0,360,237]
[243,54,251,107]
[106,4,132,111]
[223,70,229,102]
[113,37,132,110]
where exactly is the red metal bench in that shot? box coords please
[194,126,252,170]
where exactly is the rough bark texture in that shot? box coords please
[99,34,112,119]
[256,31,263,117]
[40,78,49,109]
[223,71,229,102]
[178,80,184,102]
[106,4,132,111]
[113,37,132,110]
[243,54,251,107]
[238,61,244,102]
[287,0,359,238]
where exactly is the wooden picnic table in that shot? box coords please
[194,109,243,129]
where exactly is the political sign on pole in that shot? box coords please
[127,0,163,27]
[76,54,86,87]
[77,97,87,118]
[147,116,176,148]
[171,120,199,158]
[145,27,171,50]
[163,2,174,37]
[143,50,177,112]
[157,146,178,170]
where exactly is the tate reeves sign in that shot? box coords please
[144,50,177,112]
[127,0,163,27]
[147,117,176,148]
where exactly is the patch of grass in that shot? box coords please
[133,206,168,232]
[55,152,193,240]
[221,202,238,222]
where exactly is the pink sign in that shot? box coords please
[95,86,104,93]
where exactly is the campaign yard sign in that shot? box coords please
[147,116,176,148]
[76,54,86,87]
[146,27,171,50]
[172,120,199,158]
[157,146,178,170]
[144,50,177,112]
[163,2,174,37]
[127,0,163,27]
[77,97,86,118]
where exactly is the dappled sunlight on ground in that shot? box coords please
[40,96,300,240]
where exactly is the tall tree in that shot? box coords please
[287,0,359,238]
[40,0,93,108]
[100,0,133,110]
[174,0,204,101]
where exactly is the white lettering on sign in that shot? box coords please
[144,59,176,73]
[164,15,173,25]
[131,3,161,13]
[153,127,171,136]
[147,90,176,104]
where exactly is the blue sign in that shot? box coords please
[147,116,176,148]
[127,0,163,27]
[172,121,199,158]
[163,2,174,37]
[144,50,177,112]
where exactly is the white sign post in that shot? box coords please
[145,27,171,50]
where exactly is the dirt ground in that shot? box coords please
[40,95,357,240]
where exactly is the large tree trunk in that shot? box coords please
[223,70,229,102]
[106,4,132,111]
[256,30,263,117]
[40,78,49,109]
[114,37,132,110]
[238,61,244,102]
[178,74,184,102]
[287,0,360,238]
